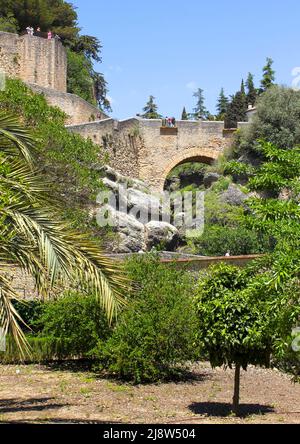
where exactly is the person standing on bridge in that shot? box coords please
[47,30,52,40]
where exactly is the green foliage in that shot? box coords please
[0,13,18,33]
[193,88,209,120]
[246,72,257,106]
[216,88,229,120]
[141,96,162,119]
[195,263,283,370]
[260,58,275,93]
[167,162,209,180]
[225,90,248,129]
[67,49,95,105]
[37,292,111,358]
[237,86,300,155]
[0,336,68,364]
[192,225,271,256]
[0,79,103,227]
[0,0,79,42]
[248,141,300,194]
[181,106,188,120]
[94,256,198,383]
[13,300,45,332]
[224,160,255,178]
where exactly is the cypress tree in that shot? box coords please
[181,106,188,120]
[246,72,257,106]
[225,91,248,129]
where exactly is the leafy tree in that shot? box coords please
[0,112,127,355]
[195,262,293,416]
[216,88,229,119]
[67,50,95,104]
[260,58,275,93]
[246,73,257,106]
[95,256,198,383]
[0,13,19,33]
[181,106,188,120]
[0,0,79,41]
[141,95,162,119]
[236,86,300,155]
[193,88,208,120]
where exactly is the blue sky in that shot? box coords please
[74,0,300,119]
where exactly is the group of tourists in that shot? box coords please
[163,117,176,127]
[25,26,60,40]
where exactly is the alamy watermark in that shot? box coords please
[291,67,300,90]
[292,328,300,352]
[0,70,5,92]
[96,185,205,238]
[0,328,6,352]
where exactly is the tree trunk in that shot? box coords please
[232,364,241,416]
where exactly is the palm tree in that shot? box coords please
[0,113,127,357]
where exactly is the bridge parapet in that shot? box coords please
[67,118,248,191]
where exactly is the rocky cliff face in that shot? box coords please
[96,166,180,253]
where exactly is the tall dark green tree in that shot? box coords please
[181,106,188,120]
[246,72,257,106]
[225,91,248,128]
[216,88,229,119]
[193,88,208,120]
[260,58,275,93]
[141,96,162,119]
[240,79,246,95]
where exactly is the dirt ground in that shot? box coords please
[0,362,299,424]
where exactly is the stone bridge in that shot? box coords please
[68,118,246,191]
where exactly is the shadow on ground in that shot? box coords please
[0,397,67,414]
[189,402,275,418]
[45,361,212,386]
[0,418,122,424]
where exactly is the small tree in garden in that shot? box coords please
[194,263,281,416]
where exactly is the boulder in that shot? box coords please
[220,184,248,206]
[145,221,179,251]
[96,206,146,253]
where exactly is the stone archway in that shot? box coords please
[157,147,219,191]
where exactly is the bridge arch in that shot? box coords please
[157,147,219,191]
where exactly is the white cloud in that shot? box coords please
[186,81,197,91]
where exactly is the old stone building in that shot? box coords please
[0,31,107,124]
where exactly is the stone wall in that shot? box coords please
[0,32,67,92]
[1,265,39,300]
[68,118,236,191]
[0,32,20,79]
[68,118,143,178]
[29,84,107,125]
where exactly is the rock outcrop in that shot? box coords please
[97,166,179,253]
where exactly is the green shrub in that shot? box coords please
[94,256,198,383]
[192,225,271,256]
[13,300,45,333]
[37,292,111,358]
[0,336,68,364]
